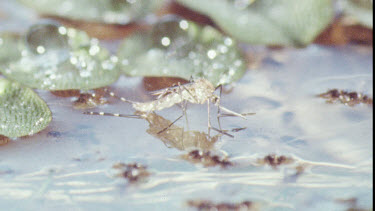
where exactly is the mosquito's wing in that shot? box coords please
[150,83,193,98]
[149,85,181,98]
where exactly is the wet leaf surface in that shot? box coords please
[17,0,164,24]
[0,22,120,90]
[341,0,373,29]
[0,78,51,138]
[176,0,334,46]
[50,16,146,40]
[117,16,246,86]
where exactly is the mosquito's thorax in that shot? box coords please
[187,78,216,104]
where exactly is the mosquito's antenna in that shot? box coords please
[83,111,142,119]
[103,88,135,104]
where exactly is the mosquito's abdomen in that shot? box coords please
[133,93,183,112]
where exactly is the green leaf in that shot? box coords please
[0,78,52,138]
[176,0,334,46]
[17,0,164,24]
[117,17,246,86]
[0,33,23,65]
[0,22,120,90]
[342,0,373,28]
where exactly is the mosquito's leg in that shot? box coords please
[83,111,142,119]
[217,105,250,119]
[176,83,190,131]
[181,85,198,103]
[216,87,223,131]
[218,112,256,118]
[211,127,234,138]
[103,88,135,104]
[157,114,184,134]
[183,101,189,131]
[207,99,211,136]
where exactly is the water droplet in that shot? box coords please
[36,46,46,54]
[58,26,67,35]
[161,37,171,46]
[89,45,100,56]
[110,56,118,63]
[26,21,69,56]
[179,20,189,30]
[224,38,233,46]
[151,16,192,51]
[207,50,217,59]
[70,57,78,65]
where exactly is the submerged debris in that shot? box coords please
[182,150,233,168]
[112,163,150,183]
[336,197,372,211]
[187,200,258,211]
[256,154,295,168]
[51,88,109,109]
[47,131,62,138]
[73,88,108,109]
[318,89,373,106]
[50,90,81,97]
[0,135,9,146]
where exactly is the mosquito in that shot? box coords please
[84,78,254,135]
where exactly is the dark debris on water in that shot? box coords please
[182,150,233,168]
[187,200,258,211]
[336,197,372,211]
[256,154,295,169]
[112,163,151,183]
[318,89,373,106]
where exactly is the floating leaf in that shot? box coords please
[0,135,9,146]
[17,0,164,24]
[0,22,120,90]
[176,0,334,46]
[0,78,52,138]
[341,0,373,28]
[117,16,246,86]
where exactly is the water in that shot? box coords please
[0,1,373,211]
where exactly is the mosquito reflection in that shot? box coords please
[138,112,221,151]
